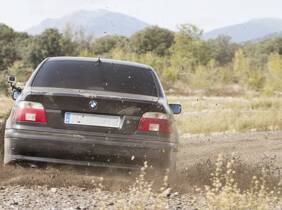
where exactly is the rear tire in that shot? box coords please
[0,119,6,163]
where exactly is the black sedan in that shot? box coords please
[4,57,181,171]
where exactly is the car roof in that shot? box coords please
[47,56,152,70]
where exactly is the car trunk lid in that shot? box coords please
[24,87,165,135]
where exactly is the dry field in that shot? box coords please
[0,96,12,122]
[0,95,282,209]
[169,96,282,135]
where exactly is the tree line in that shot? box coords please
[0,23,282,95]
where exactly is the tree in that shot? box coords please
[27,29,63,67]
[130,26,174,56]
[207,35,238,65]
[13,32,31,63]
[260,37,282,56]
[0,24,17,71]
[168,24,210,83]
[61,24,79,56]
[92,35,129,55]
[27,28,78,67]
[266,53,282,92]
[244,36,282,66]
[233,49,264,89]
[74,27,95,52]
[233,49,250,84]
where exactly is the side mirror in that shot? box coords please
[11,89,21,101]
[7,75,16,84]
[7,75,22,100]
[169,104,182,114]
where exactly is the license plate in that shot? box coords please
[64,112,121,128]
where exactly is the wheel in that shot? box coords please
[0,120,6,163]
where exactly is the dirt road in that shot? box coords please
[1,119,282,209]
[179,131,282,167]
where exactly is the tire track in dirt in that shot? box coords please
[1,118,282,192]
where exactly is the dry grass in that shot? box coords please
[169,96,282,134]
[0,96,12,120]
[77,155,282,209]
[198,154,282,210]
[109,155,282,209]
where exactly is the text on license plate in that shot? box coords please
[64,112,121,128]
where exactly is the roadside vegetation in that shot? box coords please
[193,154,282,209]
[95,154,282,209]
[0,23,282,95]
[84,155,282,209]
[170,96,282,135]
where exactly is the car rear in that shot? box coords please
[4,57,178,170]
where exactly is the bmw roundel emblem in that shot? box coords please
[89,100,98,110]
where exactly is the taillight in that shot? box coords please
[14,101,47,123]
[138,112,171,134]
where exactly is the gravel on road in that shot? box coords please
[1,129,282,209]
[0,185,196,210]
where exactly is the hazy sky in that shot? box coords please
[0,0,281,32]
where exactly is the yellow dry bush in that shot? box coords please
[201,154,282,210]
[97,162,170,210]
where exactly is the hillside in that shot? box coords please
[204,18,282,42]
[27,9,149,37]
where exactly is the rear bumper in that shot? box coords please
[4,128,177,169]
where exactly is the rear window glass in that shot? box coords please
[32,60,158,96]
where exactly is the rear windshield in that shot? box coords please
[32,60,158,96]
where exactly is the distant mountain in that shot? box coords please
[27,10,149,37]
[204,18,282,43]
